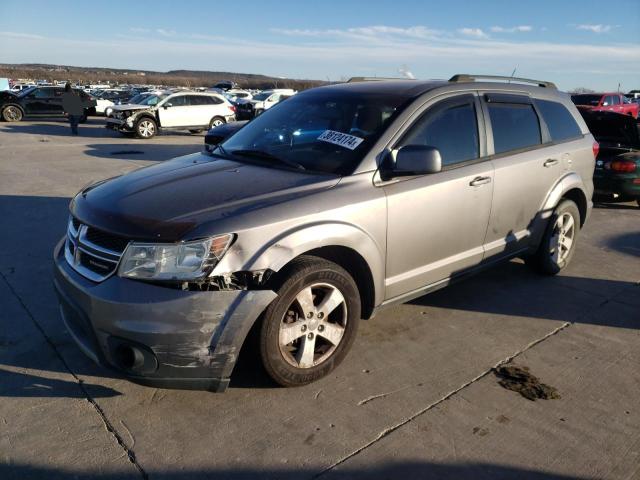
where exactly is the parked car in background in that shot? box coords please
[572,93,639,118]
[580,109,640,207]
[93,90,134,115]
[0,86,96,122]
[203,119,248,152]
[225,89,253,104]
[213,80,237,91]
[236,89,296,119]
[54,74,596,391]
[106,91,236,138]
[10,83,36,93]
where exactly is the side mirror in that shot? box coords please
[388,145,442,178]
[163,102,172,109]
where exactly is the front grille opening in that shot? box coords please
[85,227,129,253]
[71,217,81,231]
[78,250,116,275]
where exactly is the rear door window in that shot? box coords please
[611,95,621,105]
[536,99,582,142]
[487,103,541,154]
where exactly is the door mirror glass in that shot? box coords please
[163,102,172,108]
[391,145,442,177]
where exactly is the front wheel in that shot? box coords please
[259,256,360,387]
[2,105,23,122]
[135,118,157,139]
[526,199,581,275]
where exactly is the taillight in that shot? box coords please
[229,105,236,112]
[609,160,637,173]
[592,141,600,158]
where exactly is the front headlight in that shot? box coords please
[118,234,234,281]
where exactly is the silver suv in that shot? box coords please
[53,74,595,391]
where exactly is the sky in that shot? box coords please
[0,0,639,91]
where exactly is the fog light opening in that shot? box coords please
[115,344,144,371]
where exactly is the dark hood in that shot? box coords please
[71,153,339,241]
[0,91,19,101]
[581,110,640,149]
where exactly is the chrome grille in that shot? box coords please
[65,217,129,282]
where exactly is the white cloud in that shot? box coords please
[576,24,612,33]
[490,25,533,33]
[156,29,176,37]
[457,28,489,38]
[270,25,441,41]
[0,31,45,39]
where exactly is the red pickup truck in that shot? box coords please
[571,93,639,118]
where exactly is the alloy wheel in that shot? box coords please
[550,212,575,264]
[138,120,155,138]
[278,283,347,368]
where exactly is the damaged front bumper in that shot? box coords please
[52,239,276,392]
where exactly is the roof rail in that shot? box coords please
[346,76,416,83]
[449,74,557,89]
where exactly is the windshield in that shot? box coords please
[252,92,271,101]
[218,89,407,175]
[572,94,601,106]
[18,86,36,97]
[138,94,167,106]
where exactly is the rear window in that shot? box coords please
[488,103,541,154]
[536,100,582,142]
[571,94,601,106]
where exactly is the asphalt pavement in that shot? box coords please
[0,119,638,480]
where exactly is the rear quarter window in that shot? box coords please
[488,103,541,154]
[536,99,582,142]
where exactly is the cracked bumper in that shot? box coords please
[52,239,276,392]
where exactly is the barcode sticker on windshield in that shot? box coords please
[317,130,364,150]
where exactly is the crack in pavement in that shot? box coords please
[0,271,148,480]
[313,321,572,479]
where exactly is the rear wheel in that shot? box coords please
[2,105,23,122]
[135,117,157,139]
[526,199,580,275]
[209,117,225,129]
[259,256,360,387]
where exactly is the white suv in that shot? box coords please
[106,91,237,139]
[236,88,296,119]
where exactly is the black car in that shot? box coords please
[580,110,640,206]
[0,86,97,122]
[203,120,248,152]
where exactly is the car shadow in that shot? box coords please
[0,368,120,398]
[0,119,119,138]
[84,143,203,162]
[0,460,594,480]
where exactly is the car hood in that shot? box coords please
[71,153,340,241]
[0,91,19,101]
[109,104,152,112]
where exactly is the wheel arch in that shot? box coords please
[1,103,25,117]
[213,221,385,316]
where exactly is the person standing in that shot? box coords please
[61,82,84,135]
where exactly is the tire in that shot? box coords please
[2,105,23,122]
[259,256,361,387]
[135,117,157,139]
[526,199,581,275]
[209,117,225,129]
[636,198,640,208]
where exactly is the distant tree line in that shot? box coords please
[0,64,326,91]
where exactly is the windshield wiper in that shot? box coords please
[229,149,306,171]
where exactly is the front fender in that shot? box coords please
[213,221,386,306]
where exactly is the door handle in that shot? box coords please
[543,159,559,167]
[469,176,492,187]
